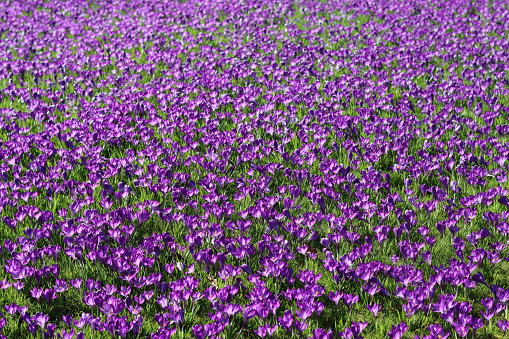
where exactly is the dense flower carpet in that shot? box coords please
[1,0,509,338]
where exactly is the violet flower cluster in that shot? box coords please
[0,0,509,338]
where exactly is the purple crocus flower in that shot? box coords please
[343,294,360,308]
[388,322,408,339]
[33,313,49,329]
[427,324,449,339]
[366,303,382,317]
[497,320,509,334]
[278,309,294,332]
[42,289,57,303]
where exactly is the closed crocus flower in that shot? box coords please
[388,322,408,339]
[366,303,382,317]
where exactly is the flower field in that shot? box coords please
[1,0,509,338]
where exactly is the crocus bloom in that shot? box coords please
[388,322,408,339]
[366,303,382,317]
